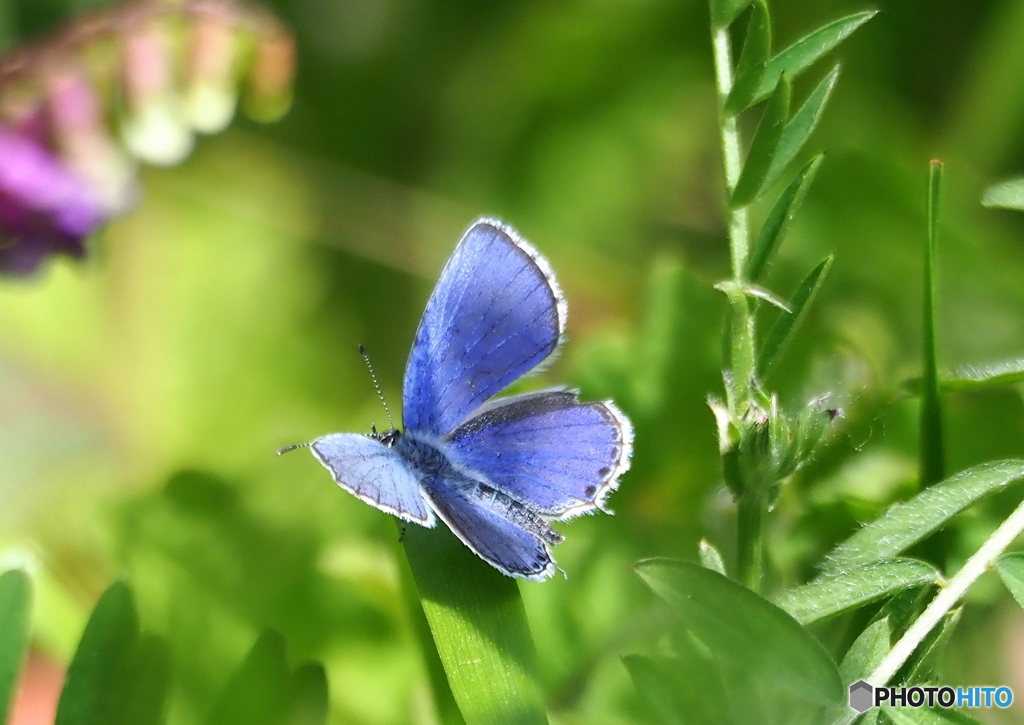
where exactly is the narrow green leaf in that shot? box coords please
[118,635,171,725]
[883,706,986,725]
[920,161,945,488]
[403,526,548,725]
[0,570,32,725]
[724,1,771,115]
[55,581,140,725]
[762,67,840,190]
[710,0,753,31]
[623,652,731,725]
[754,11,877,101]
[995,552,1024,610]
[902,608,960,685]
[839,618,890,686]
[286,663,329,725]
[747,155,823,281]
[206,629,290,725]
[981,176,1024,210]
[699,540,727,576]
[907,358,1024,393]
[731,75,790,207]
[822,460,1024,574]
[775,559,940,625]
[757,255,833,376]
[635,558,843,707]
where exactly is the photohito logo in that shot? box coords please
[848,681,1013,713]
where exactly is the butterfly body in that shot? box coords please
[302,218,632,580]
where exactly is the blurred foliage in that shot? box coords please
[3,0,1024,723]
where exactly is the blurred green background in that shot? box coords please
[4,0,1024,722]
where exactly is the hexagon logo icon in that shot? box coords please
[849,680,874,713]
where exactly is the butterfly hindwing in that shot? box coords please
[421,470,557,581]
[402,219,566,437]
[311,433,435,526]
[445,390,633,518]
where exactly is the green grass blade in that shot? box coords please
[286,663,329,725]
[0,570,32,725]
[731,75,790,208]
[403,526,548,725]
[903,358,1024,394]
[724,1,771,116]
[995,552,1024,610]
[119,634,171,725]
[920,161,944,488]
[206,629,290,725]
[774,559,940,625]
[754,11,876,101]
[821,460,1024,575]
[757,255,833,376]
[55,581,140,725]
[710,0,753,30]
[762,66,839,190]
[747,155,823,281]
[981,176,1024,210]
[635,558,843,707]
[839,618,890,686]
[396,532,467,725]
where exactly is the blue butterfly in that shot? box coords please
[298,218,632,580]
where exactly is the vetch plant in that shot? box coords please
[0,0,294,274]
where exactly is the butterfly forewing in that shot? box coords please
[402,219,566,437]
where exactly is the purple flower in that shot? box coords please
[0,124,103,274]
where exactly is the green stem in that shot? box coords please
[713,20,762,589]
[712,26,751,279]
[736,490,765,593]
[919,160,945,487]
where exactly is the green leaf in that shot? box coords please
[981,176,1024,210]
[821,460,1024,574]
[995,552,1024,610]
[56,581,140,725]
[623,651,731,725]
[286,663,329,725]
[754,11,877,101]
[757,255,833,376]
[731,75,790,208]
[902,608,960,685]
[883,707,986,725]
[118,635,171,725]
[762,66,840,190]
[635,558,843,707]
[920,161,945,488]
[839,618,890,686]
[699,539,727,576]
[775,559,940,625]
[904,358,1024,394]
[710,0,753,31]
[747,155,823,281]
[0,570,32,725]
[724,1,771,115]
[206,629,291,725]
[403,525,548,725]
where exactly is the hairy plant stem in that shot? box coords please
[736,489,764,591]
[712,25,762,591]
[830,495,1024,725]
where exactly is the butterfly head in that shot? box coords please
[370,425,402,448]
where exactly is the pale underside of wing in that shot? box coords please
[311,433,435,526]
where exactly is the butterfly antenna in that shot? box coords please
[277,442,310,456]
[360,344,394,430]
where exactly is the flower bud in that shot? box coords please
[244,24,295,123]
[183,11,240,133]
